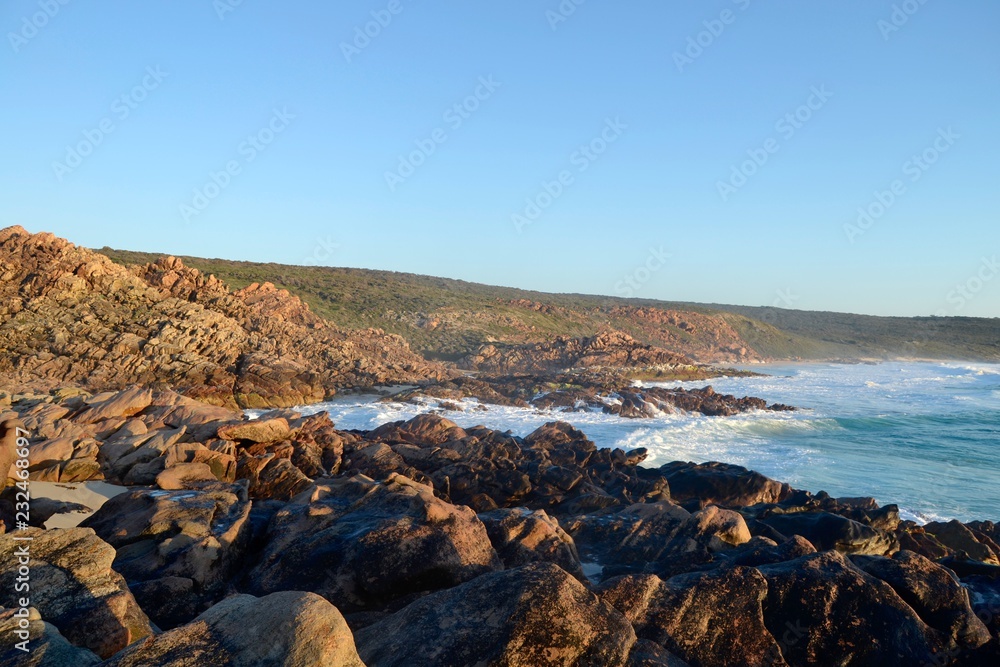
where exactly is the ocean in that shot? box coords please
[285,361,1000,524]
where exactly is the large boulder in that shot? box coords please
[659,461,790,508]
[103,592,366,667]
[599,568,787,667]
[248,473,501,611]
[851,551,992,651]
[355,562,636,667]
[757,551,944,666]
[757,510,897,556]
[80,487,251,628]
[478,507,585,579]
[0,528,153,658]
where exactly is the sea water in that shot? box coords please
[287,361,1000,524]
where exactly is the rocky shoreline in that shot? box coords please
[1,386,998,666]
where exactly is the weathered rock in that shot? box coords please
[599,568,787,667]
[0,419,23,486]
[155,462,222,490]
[355,563,636,667]
[0,608,101,667]
[74,387,153,424]
[217,417,291,443]
[757,551,943,666]
[924,520,999,565]
[660,461,790,508]
[81,487,251,627]
[236,453,314,500]
[103,592,366,667]
[851,550,992,651]
[0,528,153,658]
[626,639,691,667]
[479,507,585,579]
[249,473,500,611]
[757,510,898,556]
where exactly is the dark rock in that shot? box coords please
[479,507,585,579]
[660,461,790,507]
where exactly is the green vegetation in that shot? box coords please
[99,248,1000,363]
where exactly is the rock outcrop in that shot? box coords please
[0,226,449,408]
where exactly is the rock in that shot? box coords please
[660,461,790,508]
[366,413,467,445]
[758,510,897,556]
[0,608,101,666]
[851,550,992,651]
[599,568,787,667]
[236,453,314,500]
[74,387,153,424]
[0,528,153,658]
[757,551,943,666]
[626,640,691,667]
[924,520,999,565]
[249,473,501,611]
[479,508,586,579]
[355,563,636,667]
[80,487,251,626]
[103,592,366,667]
[155,462,222,490]
[0,419,24,486]
[217,417,291,443]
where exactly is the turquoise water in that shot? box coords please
[294,361,1000,524]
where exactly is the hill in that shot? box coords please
[98,248,1000,363]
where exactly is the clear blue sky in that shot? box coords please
[3,0,998,317]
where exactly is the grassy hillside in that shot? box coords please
[98,248,1000,363]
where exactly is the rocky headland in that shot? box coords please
[0,388,997,666]
[1,227,998,666]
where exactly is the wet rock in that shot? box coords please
[0,528,153,658]
[103,592,366,667]
[355,562,636,667]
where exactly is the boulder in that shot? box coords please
[626,640,691,667]
[249,473,500,611]
[217,417,291,443]
[757,551,943,666]
[924,520,999,565]
[74,387,153,424]
[599,568,787,667]
[479,507,585,579]
[81,487,251,628]
[851,551,991,651]
[355,563,636,667]
[659,461,790,508]
[103,592,366,667]
[757,510,897,556]
[0,528,153,658]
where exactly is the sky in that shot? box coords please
[2,0,999,318]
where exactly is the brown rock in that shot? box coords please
[0,528,153,658]
[103,592,366,667]
[0,608,101,666]
[217,417,291,443]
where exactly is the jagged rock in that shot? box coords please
[0,528,153,658]
[155,462,222,490]
[103,592,366,667]
[479,508,586,579]
[626,639,691,667]
[0,419,23,486]
[599,568,787,667]
[249,474,500,612]
[924,520,999,565]
[236,453,314,500]
[355,563,636,667]
[74,387,153,424]
[757,551,944,666]
[757,510,898,556]
[81,487,251,628]
[0,608,101,666]
[851,551,992,651]
[660,461,790,508]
